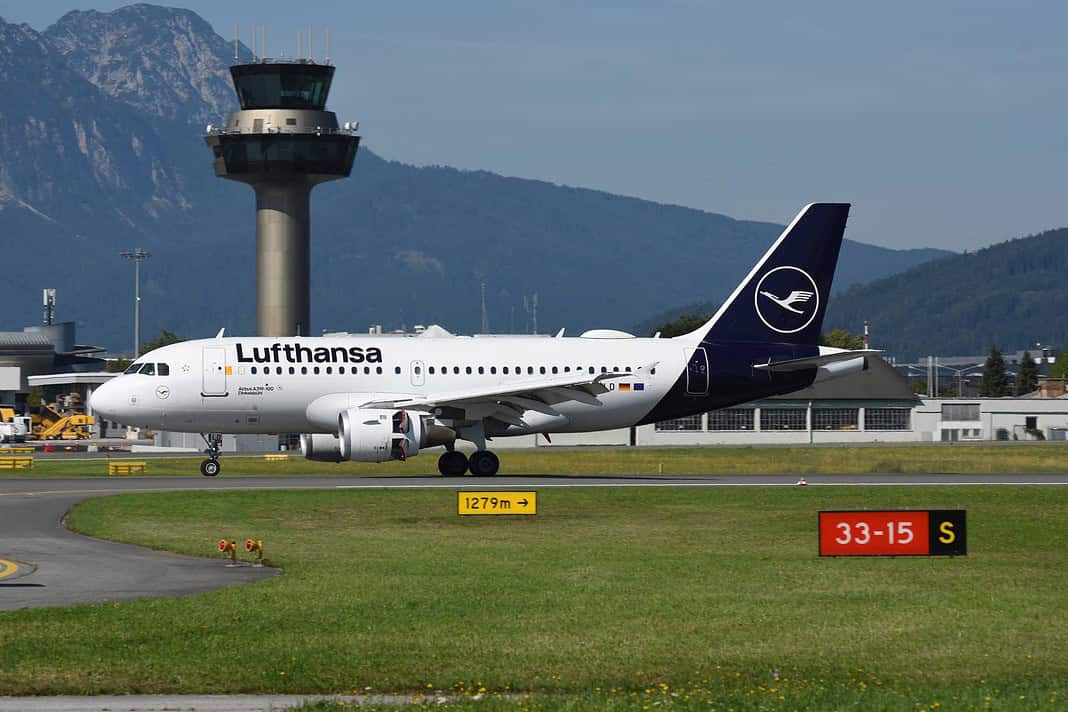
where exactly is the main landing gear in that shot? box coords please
[200,432,222,477]
[437,449,500,477]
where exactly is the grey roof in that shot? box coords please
[771,356,919,401]
[0,332,54,348]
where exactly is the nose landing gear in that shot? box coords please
[200,432,223,477]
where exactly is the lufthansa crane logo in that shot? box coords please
[754,266,820,334]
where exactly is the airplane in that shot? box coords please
[90,203,875,477]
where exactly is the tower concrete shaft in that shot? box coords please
[205,60,359,337]
[256,182,311,336]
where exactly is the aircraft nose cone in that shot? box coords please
[89,380,122,422]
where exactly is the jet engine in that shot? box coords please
[336,408,454,463]
[300,433,344,462]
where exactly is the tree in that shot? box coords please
[106,330,184,371]
[141,329,183,353]
[652,313,711,338]
[820,328,864,350]
[979,346,1010,397]
[1049,347,1068,379]
[1015,351,1038,395]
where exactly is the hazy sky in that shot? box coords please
[4,1,1066,251]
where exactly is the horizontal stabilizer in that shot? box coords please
[753,349,880,372]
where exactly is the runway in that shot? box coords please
[1,472,1066,612]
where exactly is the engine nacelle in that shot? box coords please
[300,433,344,462]
[337,408,444,462]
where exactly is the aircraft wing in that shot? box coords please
[752,349,880,372]
[359,371,629,414]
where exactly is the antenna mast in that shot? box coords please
[480,282,490,334]
[233,24,238,61]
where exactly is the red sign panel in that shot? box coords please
[818,510,966,557]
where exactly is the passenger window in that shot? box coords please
[314,367,321,375]
[289,366,296,375]
[376,366,383,374]
[564,366,571,373]
[251,366,258,375]
[276,366,283,375]
[428,367,435,375]
[141,363,156,376]
[503,367,509,375]
[490,366,497,375]
[454,367,460,374]
[364,366,370,374]
[589,367,595,374]
[124,362,142,374]
[478,366,484,375]
[415,366,422,375]
[466,366,472,375]
[626,366,632,372]
[540,366,546,374]
[157,363,170,376]
[395,366,402,374]
[528,367,534,375]
[613,366,619,372]
[601,367,607,373]
[551,366,558,374]
[301,366,308,375]
[339,366,346,375]
[326,367,333,375]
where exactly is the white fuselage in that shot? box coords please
[93,333,685,436]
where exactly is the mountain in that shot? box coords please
[0,5,950,351]
[823,228,1068,361]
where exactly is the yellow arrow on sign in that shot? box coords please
[457,491,537,516]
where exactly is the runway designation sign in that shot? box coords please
[818,510,966,557]
[458,491,536,516]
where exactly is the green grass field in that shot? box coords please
[7,442,1068,478]
[1,485,1064,710]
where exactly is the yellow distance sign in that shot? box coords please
[457,491,537,516]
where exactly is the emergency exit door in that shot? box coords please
[202,347,228,396]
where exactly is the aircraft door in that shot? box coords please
[410,360,425,387]
[685,347,709,396]
[202,347,228,397]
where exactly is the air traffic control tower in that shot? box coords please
[205,60,359,336]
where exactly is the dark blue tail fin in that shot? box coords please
[683,203,850,345]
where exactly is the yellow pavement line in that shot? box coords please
[0,559,19,580]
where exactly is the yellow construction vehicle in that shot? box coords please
[31,402,95,440]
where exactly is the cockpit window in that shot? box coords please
[157,363,170,376]
[141,363,156,376]
[124,362,142,374]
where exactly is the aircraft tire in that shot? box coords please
[438,451,468,476]
[200,459,220,477]
[468,450,499,477]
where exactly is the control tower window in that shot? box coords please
[231,64,334,110]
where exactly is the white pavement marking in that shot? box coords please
[334,480,1068,489]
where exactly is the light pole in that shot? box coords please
[120,249,151,357]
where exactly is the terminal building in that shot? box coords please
[0,291,107,414]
